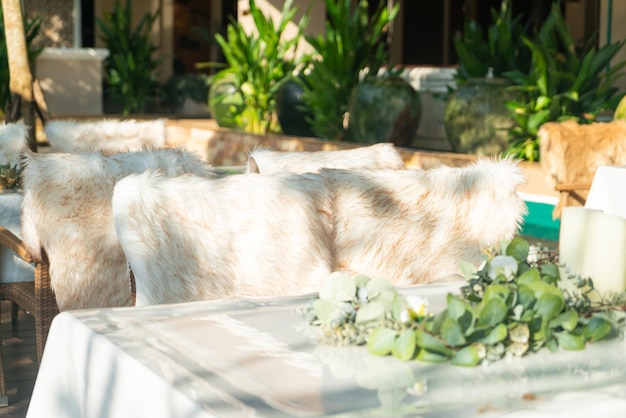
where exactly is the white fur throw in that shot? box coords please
[20,147,215,311]
[323,158,527,285]
[113,158,526,306]
[113,171,335,306]
[44,119,167,155]
[0,120,29,166]
[246,142,404,174]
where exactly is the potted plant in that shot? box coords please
[208,0,310,134]
[346,74,422,147]
[97,0,162,115]
[444,0,530,156]
[300,0,399,141]
[504,3,626,161]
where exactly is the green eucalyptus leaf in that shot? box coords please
[367,327,397,356]
[582,316,613,342]
[319,272,356,302]
[354,274,371,288]
[478,298,507,327]
[550,310,579,331]
[447,293,468,320]
[391,329,417,361]
[459,260,479,279]
[416,348,449,363]
[540,263,560,280]
[518,284,536,309]
[506,237,530,262]
[556,331,585,351]
[367,278,396,300]
[451,344,485,367]
[483,284,511,302]
[415,329,453,356]
[517,267,540,285]
[545,336,559,353]
[356,301,386,323]
[441,317,467,347]
[481,323,508,345]
[312,298,340,322]
[535,292,565,320]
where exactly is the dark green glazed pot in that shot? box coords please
[208,73,244,130]
[275,78,316,138]
[346,77,421,147]
[444,78,515,156]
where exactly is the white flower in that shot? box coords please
[487,255,518,280]
[400,295,430,323]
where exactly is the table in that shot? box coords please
[0,192,34,283]
[27,281,626,418]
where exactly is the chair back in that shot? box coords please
[539,119,626,218]
[246,143,404,174]
[113,171,334,305]
[114,158,526,305]
[44,119,168,155]
[322,158,527,285]
[20,148,215,311]
[0,121,29,166]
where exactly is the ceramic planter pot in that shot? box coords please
[346,77,421,147]
[208,73,244,130]
[275,78,316,138]
[444,78,516,156]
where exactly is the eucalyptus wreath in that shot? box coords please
[301,237,626,367]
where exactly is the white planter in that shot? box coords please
[35,48,109,116]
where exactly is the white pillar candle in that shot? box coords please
[582,210,626,295]
[559,207,590,277]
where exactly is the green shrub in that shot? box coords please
[300,0,399,140]
[503,3,626,161]
[211,0,310,134]
[96,0,161,115]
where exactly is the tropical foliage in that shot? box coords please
[300,0,399,140]
[503,3,626,161]
[211,0,310,134]
[452,0,626,161]
[96,0,162,115]
[453,0,531,83]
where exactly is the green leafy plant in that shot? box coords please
[162,72,211,109]
[300,0,399,140]
[302,237,626,367]
[0,163,21,190]
[453,0,531,83]
[210,0,310,134]
[503,3,626,161]
[0,7,43,115]
[96,0,162,115]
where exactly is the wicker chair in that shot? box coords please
[0,227,56,407]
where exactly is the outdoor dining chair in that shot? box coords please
[19,147,216,312]
[113,157,527,306]
[539,119,626,219]
[113,170,335,306]
[0,146,217,405]
[246,142,405,175]
[43,118,168,155]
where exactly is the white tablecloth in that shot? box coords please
[0,192,34,283]
[585,165,626,216]
[27,282,626,418]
